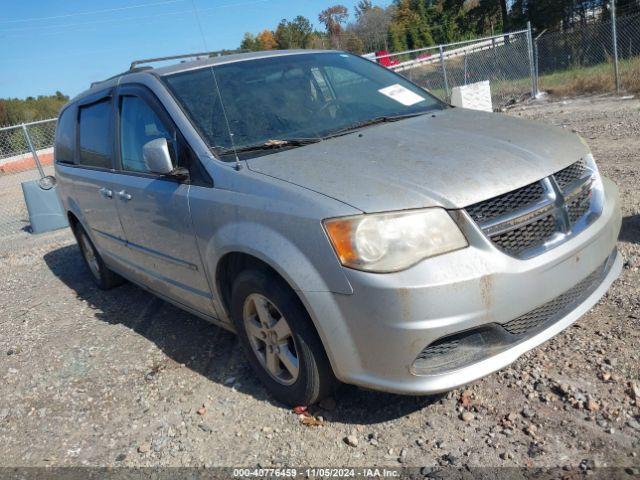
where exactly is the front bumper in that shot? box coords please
[301,177,622,394]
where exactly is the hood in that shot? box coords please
[247,108,590,213]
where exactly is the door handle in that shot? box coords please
[99,187,113,199]
[117,190,132,201]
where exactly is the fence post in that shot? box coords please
[21,123,45,179]
[439,45,450,100]
[526,22,538,98]
[534,39,539,89]
[610,0,621,95]
[464,51,468,85]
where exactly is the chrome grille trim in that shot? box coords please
[554,159,590,191]
[482,202,556,236]
[465,158,603,259]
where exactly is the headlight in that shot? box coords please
[323,208,468,273]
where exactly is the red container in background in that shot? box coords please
[375,50,400,67]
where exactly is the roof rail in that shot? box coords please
[90,66,153,88]
[129,49,248,70]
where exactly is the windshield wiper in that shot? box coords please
[213,111,434,157]
[324,111,433,139]
[215,138,322,156]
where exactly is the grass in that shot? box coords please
[539,56,640,96]
[406,55,640,107]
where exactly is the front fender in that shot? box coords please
[204,220,356,377]
[206,220,354,299]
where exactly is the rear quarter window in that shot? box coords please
[78,99,112,169]
[54,106,76,164]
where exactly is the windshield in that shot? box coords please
[163,52,446,160]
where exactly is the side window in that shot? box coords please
[78,99,112,169]
[119,96,174,173]
[55,106,76,164]
[324,66,370,102]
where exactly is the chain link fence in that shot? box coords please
[535,11,640,96]
[379,11,639,106]
[383,29,535,108]
[0,119,57,237]
[617,11,640,93]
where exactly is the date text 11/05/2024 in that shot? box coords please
[232,468,401,478]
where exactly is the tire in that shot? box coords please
[231,269,336,406]
[73,223,125,290]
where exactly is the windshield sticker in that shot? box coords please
[378,84,426,106]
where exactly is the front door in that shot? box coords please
[111,85,214,316]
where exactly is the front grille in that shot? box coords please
[490,215,557,257]
[415,338,460,361]
[466,182,545,223]
[567,185,592,224]
[554,159,588,190]
[502,257,610,335]
[465,159,599,259]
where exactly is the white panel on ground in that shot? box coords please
[450,81,493,112]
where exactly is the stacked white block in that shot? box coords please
[450,80,493,112]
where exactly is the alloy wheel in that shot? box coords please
[242,293,300,385]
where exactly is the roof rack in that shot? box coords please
[129,49,248,71]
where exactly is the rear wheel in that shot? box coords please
[231,269,336,406]
[74,224,125,290]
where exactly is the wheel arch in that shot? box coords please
[213,249,344,377]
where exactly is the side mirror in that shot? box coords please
[143,138,173,175]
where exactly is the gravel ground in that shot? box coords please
[0,95,638,471]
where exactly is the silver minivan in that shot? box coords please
[54,50,622,406]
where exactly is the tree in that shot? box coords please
[617,0,640,15]
[319,5,349,47]
[345,33,366,53]
[388,21,407,51]
[388,0,434,50]
[511,0,580,30]
[350,5,393,51]
[499,0,509,32]
[467,0,501,34]
[257,29,278,50]
[355,0,374,19]
[240,32,260,51]
[308,32,328,49]
[274,16,313,49]
[0,93,69,128]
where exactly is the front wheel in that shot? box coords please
[231,269,336,406]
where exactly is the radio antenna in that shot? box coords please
[190,0,241,170]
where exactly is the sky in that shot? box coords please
[0,0,392,99]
